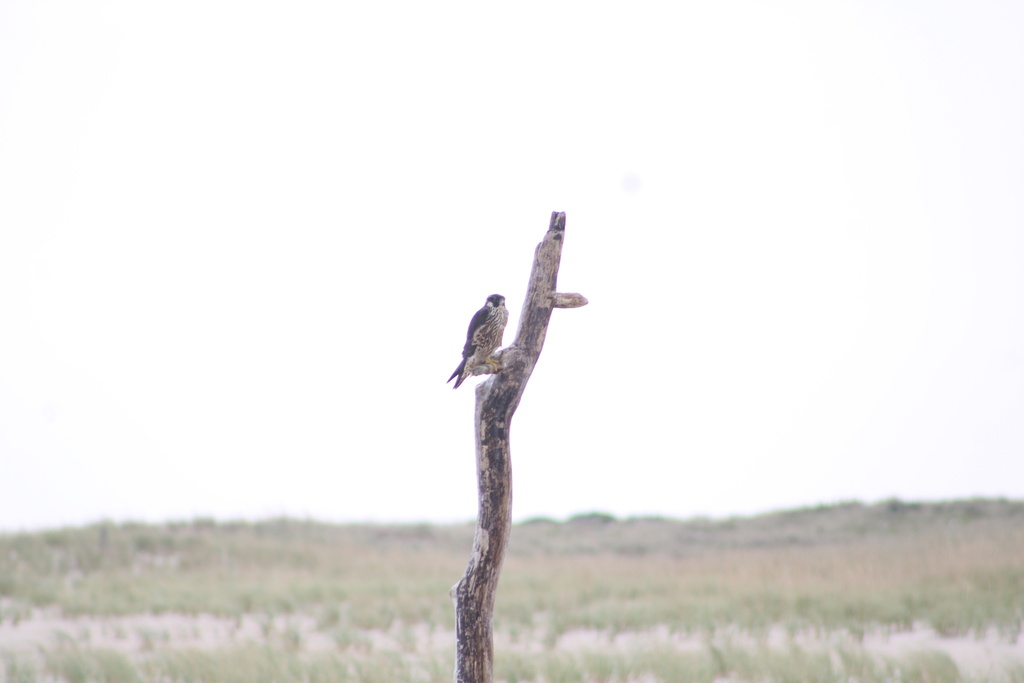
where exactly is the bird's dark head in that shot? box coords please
[486,294,505,308]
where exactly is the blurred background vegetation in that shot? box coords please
[2,498,1022,682]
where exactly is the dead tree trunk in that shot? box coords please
[450,211,588,683]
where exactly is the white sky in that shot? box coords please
[1,1,1023,531]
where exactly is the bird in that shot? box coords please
[448,294,509,389]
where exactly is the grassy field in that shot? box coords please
[1,498,1023,682]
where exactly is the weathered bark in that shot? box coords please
[451,211,587,683]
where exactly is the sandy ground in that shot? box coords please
[557,623,1024,674]
[1,609,1022,676]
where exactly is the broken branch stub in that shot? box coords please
[552,293,589,308]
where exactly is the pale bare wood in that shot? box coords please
[450,211,586,683]
[552,293,589,308]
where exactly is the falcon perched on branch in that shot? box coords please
[448,294,509,389]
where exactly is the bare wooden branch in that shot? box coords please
[469,363,499,377]
[450,211,586,683]
[552,293,589,308]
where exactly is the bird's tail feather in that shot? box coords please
[448,361,467,388]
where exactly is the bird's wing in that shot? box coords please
[461,305,491,359]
